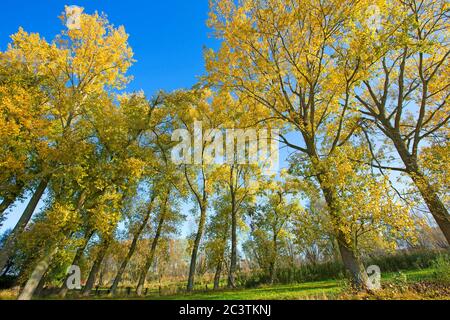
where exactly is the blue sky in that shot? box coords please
[0,1,293,236]
[0,1,219,233]
[0,0,218,94]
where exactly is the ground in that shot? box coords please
[141,268,444,300]
[0,267,448,300]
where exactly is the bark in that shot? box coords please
[227,195,237,288]
[318,176,368,289]
[213,260,222,290]
[17,189,87,300]
[389,131,450,244]
[187,205,207,292]
[269,232,278,285]
[0,177,49,271]
[110,196,155,295]
[0,198,14,217]
[33,272,47,297]
[82,238,111,297]
[410,171,450,244]
[58,229,95,298]
[18,246,58,300]
[336,231,368,289]
[135,201,167,296]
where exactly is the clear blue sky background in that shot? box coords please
[0,1,292,236]
[0,1,219,234]
[0,0,218,94]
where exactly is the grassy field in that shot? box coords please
[150,280,342,300]
[137,268,439,300]
[0,267,446,300]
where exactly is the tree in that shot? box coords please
[206,0,382,288]
[204,192,231,290]
[166,88,224,291]
[354,0,450,243]
[0,9,134,272]
[250,180,300,284]
[0,56,48,223]
[290,144,418,263]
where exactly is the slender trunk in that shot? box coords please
[110,197,155,295]
[135,202,166,296]
[410,170,450,244]
[214,231,228,290]
[82,238,110,297]
[336,231,367,288]
[98,267,105,287]
[0,177,49,271]
[318,176,368,289]
[389,129,450,245]
[18,189,87,300]
[110,233,141,295]
[58,229,95,298]
[135,245,157,296]
[187,205,207,292]
[0,198,14,217]
[227,201,237,288]
[269,232,278,285]
[213,260,222,290]
[18,246,58,300]
[33,272,47,297]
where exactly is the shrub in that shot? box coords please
[241,249,449,288]
[0,275,18,290]
[366,250,445,272]
[431,254,450,283]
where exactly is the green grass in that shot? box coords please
[136,268,436,300]
[0,267,439,300]
[152,280,342,300]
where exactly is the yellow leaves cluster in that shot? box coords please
[419,143,450,203]
[316,145,417,253]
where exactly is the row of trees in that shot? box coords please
[0,0,448,299]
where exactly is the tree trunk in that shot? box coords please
[336,231,368,289]
[227,199,237,288]
[409,170,450,245]
[110,196,155,295]
[135,201,167,296]
[33,272,47,297]
[269,232,278,285]
[389,129,450,245]
[18,246,58,300]
[187,205,207,292]
[0,177,49,272]
[0,198,14,218]
[318,177,368,290]
[58,229,95,298]
[82,238,110,297]
[213,260,222,290]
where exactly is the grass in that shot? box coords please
[149,280,342,300]
[0,267,443,300]
[137,268,437,300]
